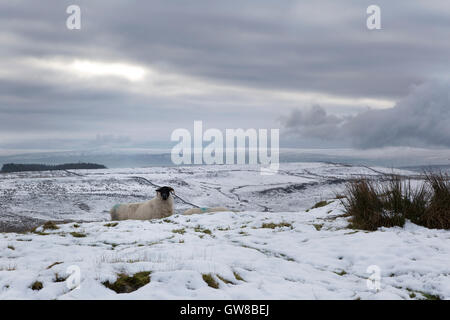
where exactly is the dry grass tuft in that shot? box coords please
[341,172,449,231]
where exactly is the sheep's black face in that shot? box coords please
[156,186,174,201]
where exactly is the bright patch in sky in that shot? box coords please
[30,58,147,82]
[68,60,146,82]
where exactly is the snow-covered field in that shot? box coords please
[0,162,412,232]
[0,162,448,299]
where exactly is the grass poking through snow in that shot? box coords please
[261,222,292,229]
[104,222,118,227]
[70,232,86,238]
[30,281,43,291]
[103,271,151,294]
[341,172,449,231]
[233,271,245,282]
[42,221,59,230]
[202,274,219,289]
[311,200,331,209]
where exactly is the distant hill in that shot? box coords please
[0,163,107,173]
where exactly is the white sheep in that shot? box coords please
[183,207,230,215]
[110,186,175,221]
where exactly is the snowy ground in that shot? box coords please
[0,163,448,299]
[0,162,413,232]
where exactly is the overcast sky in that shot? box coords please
[0,0,449,154]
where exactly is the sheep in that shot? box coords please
[183,207,230,216]
[110,186,175,221]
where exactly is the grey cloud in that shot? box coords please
[90,134,131,147]
[2,1,450,100]
[0,1,450,152]
[345,81,450,148]
[282,81,450,148]
[282,105,343,140]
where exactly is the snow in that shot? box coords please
[0,162,448,299]
[0,162,414,230]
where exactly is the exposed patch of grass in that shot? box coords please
[33,231,50,236]
[418,291,441,300]
[334,270,347,276]
[43,221,59,230]
[31,281,43,291]
[202,273,219,289]
[261,222,292,229]
[53,273,68,283]
[72,224,80,228]
[238,231,248,236]
[70,232,86,238]
[46,262,63,269]
[179,239,185,243]
[217,275,234,285]
[406,288,417,299]
[194,226,212,235]
[172,228,186,235]
[313,224,323,231]
[233,271,244,282]
[406,288,441,300]
[104,222,118,227]
[311,200,331,209]
[278,253,295,262]
[7,245,14,250]
[103,271,151,294]
[217,226,231,231]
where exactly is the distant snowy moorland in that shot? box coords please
[0,163,449,299]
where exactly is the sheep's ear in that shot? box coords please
[170,189,175,195]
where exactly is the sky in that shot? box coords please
[0,0,449,156]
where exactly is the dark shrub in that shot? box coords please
[342,172,449,231]
[421,172,450,229]
[403,181,430,225]
[341,178,399,231]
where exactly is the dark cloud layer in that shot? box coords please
[0,0,449,152]
[283,105,343,140]
[282,81,450,148]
